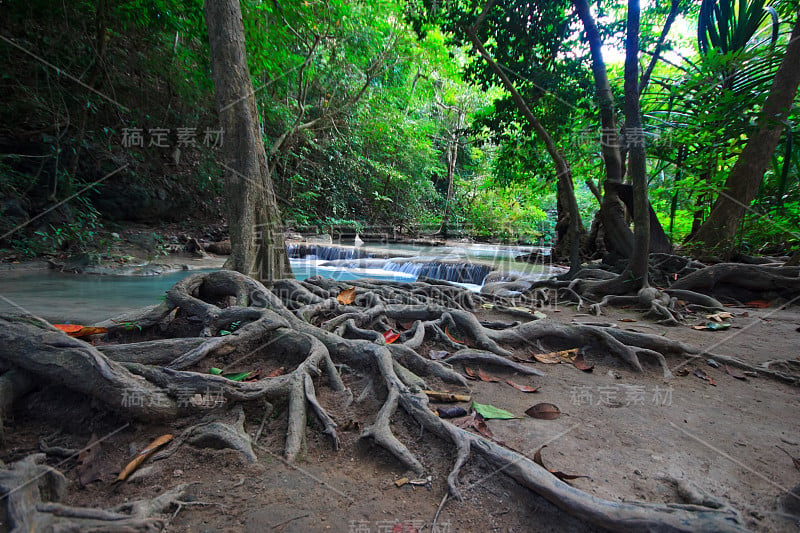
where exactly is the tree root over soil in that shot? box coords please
[0,270,775,531]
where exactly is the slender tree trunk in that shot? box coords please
[624,0,649,285]
[465,22,583,272]
[574,0,635,259]
[690,10,800,251]
[440,108,465,237]
[205,0,292,281]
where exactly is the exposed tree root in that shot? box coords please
[0,270,763,531]
[670,263,800,302]
[0,453,189,532]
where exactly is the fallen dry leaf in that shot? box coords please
[383,330,401,344]
[477,368,500,382]
[725,364,747,380]
[77,433,103,487]
[464,366,478,380]
[266,367,285,378]
[116,434,173,482]
[336,287,356,305]
[423,390,470,403]
[573,353,594,372]
[619,318,637,323]
[777,446,800,471]
[746,300,771,308]
[692,368,716,386]
[706,312,733,323]
[506,380,539,393]
[525,403,561,420]
[533,445,589,481]
[444,327,469,346]
[533,352,562,364]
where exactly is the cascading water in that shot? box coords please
[286,244,373,261]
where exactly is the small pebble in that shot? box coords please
[706,359,720,368]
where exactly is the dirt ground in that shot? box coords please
[2,285,800,532]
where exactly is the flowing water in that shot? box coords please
[0,242,559,323]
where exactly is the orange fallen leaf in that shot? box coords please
[337,287,356,305]
[53,324,107,338]
[53,324,83,333]
[116,434,173,482]
[506,380,539,393]
[464,366,479,380]
[72,326,107,337]
[619,318,637,323]
[444,327,468,346]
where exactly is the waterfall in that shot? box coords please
[381,261,492,285]
[286,244,373,261]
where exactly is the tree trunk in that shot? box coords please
[623,0,649,284]
[689,10,800,251]
[465,22,583,272]
[440,108,465,237]
[574,0,635,259]
[205,0,292,281]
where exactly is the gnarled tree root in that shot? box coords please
[0,270,761,532]
[0,453,190,532]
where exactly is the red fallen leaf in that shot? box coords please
[573,353,594,372]
[725,364,747,380]
[398,321,414,330]
[619,318,637,322]
[525,403,561,420]
[477,369,500,382]
[464,366,479,380]
[383,330,401,344]
[53,324,84,333]
[506,380,539,393]
[534,445,590,482]
[777,446,800,471]
[267,367,285,378]
[53,324,108,338]
[746,300,771,308]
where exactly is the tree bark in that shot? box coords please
[574,0,635,259]
[689,10,800,250]
[205,0,292,281]
[466,3,584,272]
[624,0,650,284]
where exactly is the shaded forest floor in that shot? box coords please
[2,294,799,532]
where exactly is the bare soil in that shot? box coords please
[2,296,799,532]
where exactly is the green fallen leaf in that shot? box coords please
[472,401,516,420]
[705,322,731,331]
[209,367,253,382]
